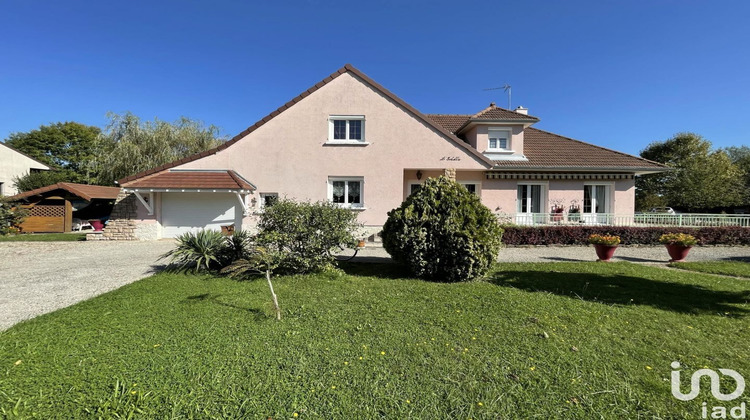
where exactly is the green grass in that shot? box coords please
[670,260,750,278]
[0,233,86,242]
[1,262,749,418]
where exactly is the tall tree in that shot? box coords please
[724,145,750,205]
[3,122,101,184]
[94,112,226,185]
[636,133,745,211]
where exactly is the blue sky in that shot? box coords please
[1,1,748,155]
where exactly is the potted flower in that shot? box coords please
[588,234,621,262]
[659,233,697,262]
[568,200,581,223]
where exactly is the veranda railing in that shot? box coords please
[508,213,750,227]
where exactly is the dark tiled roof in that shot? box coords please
[121,170,255,190]
[10,183,121,201]
[117,64,495,184]
[491,128,666,170]
[471,104,539,121]
[425,114,471,133]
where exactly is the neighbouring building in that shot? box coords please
[0,142,50,196]
[105,64,667,240]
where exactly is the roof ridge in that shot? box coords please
[118,64,494,184]
[525,127,668,168]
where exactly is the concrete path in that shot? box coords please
[345,245,750,264]
[0,240,175,331]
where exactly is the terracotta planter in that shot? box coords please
[89,219,104,231]
[593,244,618,262]
[357,239,366,248]
[666,244,692,262]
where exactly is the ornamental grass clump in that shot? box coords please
[588,234,621,246]
[381,176,503,283]
[659,233,698,247]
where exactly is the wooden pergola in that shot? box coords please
[9,183,121,233]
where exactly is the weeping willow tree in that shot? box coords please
[94,112,226,185]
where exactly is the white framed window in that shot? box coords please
[329,116,366,143]
[583,184,611,214]
[459,182,479,195]
[488,128,511,151]
[517,183,547,214]
[259,193,278,210]
[328,177,364,208]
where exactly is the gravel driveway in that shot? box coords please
[0,240,175,331]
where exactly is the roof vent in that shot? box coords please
[515,106,528,115]
[489,102,496,107]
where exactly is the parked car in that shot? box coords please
[649,207,676,215]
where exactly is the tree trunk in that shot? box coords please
[266,269,281,320]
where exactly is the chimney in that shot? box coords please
[514,106,528,115]
[489,102,496,107]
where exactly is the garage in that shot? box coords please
[161,192,242,238]
[120,169,256,240]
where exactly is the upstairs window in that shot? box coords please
[488,129,511,151]
[329,116,365,142]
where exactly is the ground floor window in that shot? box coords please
[259,193,278,209]
[459,182,478,195]
[329,177,363,208]
[517,184,544,213]
[409,183,422,195]
[583,184,610,213]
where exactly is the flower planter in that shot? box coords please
[89,219,104,231]
[593,244,618,262]
[357,239,366,248]
[666,244,692,262]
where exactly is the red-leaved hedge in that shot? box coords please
[501,226,750,246]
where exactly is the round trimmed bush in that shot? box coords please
[382,176,503,282]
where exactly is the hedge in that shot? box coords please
[501,226,750,246]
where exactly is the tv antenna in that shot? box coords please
[483,84,511,109]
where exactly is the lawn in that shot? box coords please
[1,262,748,418]
[0,233,86,242]
[670,260,750,278]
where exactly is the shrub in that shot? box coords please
[0,197,26,235]
[221,229,254,264]
[659,233,698,247]
[588,234,621,246]
[256,199,361,274]
[161,229,227,272]
[381,176,503,282]
[502,226,750,246]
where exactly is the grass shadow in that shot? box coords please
[722,256,750,262]
[338,261,414,279]
[183,293,264,316]
[489,268,750,315]
[616,256,665,264]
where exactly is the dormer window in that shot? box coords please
[328,116,366,143]
[488,128,511,151]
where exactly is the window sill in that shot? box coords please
[485,149,513,154]
[333,205,367,211]
[324,141,370,146]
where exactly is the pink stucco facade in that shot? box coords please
[117,65,654,239]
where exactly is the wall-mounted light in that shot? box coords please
[416,170,423,180]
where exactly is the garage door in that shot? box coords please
[161,192,242,238]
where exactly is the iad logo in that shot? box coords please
[671,361,747,419]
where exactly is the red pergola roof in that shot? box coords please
[10,183,121,201]
[121,170,255,190]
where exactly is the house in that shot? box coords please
[102,64,666,240]
[10,183,121,233]
[0,142,50,196]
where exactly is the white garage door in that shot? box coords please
[161,192,242,238]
